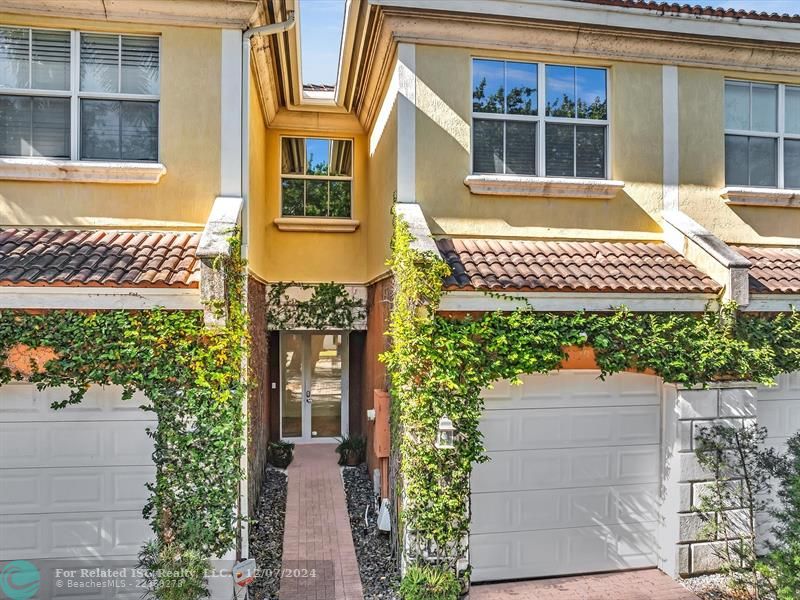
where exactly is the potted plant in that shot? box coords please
[335,435,367,466]
[267,440,294,468]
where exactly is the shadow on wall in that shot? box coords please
[728,204,800,241]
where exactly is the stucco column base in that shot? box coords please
[657,383,757,578]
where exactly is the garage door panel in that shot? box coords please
[759,400,800,440]
[472,372,662,581]
[480,372,660,411]
[471,522,658,582]
[1,467,153,514]
[472,483,659,535]
[0,383,152,421]
[0,384,156,566]
[473,445,660,493]
[481,405,660,451]
[1,421,154,468]
[0,512,152,560]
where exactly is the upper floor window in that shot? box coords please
[725,80,800,189]
[281,137,353,218]
[472,59,608,179]
[0,26,160,162]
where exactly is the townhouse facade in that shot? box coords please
[1,0,800,596]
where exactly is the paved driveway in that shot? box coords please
[470,569,699,599]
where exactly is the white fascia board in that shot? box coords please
[0,287,202,310]
[742,294,800,312]
[438,290,718,313]
[372,0,800,45]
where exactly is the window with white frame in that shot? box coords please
[725,80,800,189]
[281,137,353,218]
[472,59,608,179]
[0,26,160,162]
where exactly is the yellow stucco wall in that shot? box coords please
[366,96,397,281]
[412,44,663,241]
[250,125,368,284]
[0,13,221,230]
[248,68,269,281]
[679,67,800,246]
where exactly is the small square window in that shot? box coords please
[281,137,353,218]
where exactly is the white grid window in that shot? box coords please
[472,59,608,179]
[280,137,353,218]
[725,80,800,189]
[0,26,160,162]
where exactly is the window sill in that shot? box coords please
[0,158,166,184]
[464,175,625,199]
[273,217,360,233]
[721,186,800,208]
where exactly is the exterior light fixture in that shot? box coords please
[435,415,456,450]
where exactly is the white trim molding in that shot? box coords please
[0,286,200,310]
[273,217,360,233]
[438,290,718,313]
[722,186,800,208]
[662,210,751,306]
[0,158,166,184]
[464,175,624,199]
[743,294,800,312]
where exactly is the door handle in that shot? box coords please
[305,390,311,403]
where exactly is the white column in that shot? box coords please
[396,43,416,204]
[220,29,243,197]
[662,65,679,212]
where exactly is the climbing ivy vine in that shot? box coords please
[265,281,366,330]
[381,209,800,579]
[0,234,248,598]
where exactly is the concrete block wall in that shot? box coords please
[659,383,757,577]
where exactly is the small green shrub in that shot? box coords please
[398,565,460,600]
[769,432,800,600]
[336,434,367,466]
[138,540,210,600]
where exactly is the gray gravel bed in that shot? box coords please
[342,465,400,599]
[248,467,288,600]
[681,574,744,600]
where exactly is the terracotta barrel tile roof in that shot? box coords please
[736,246,800,294]
[437,238,721,294]
[0,228,201,288]
[572,0,800,23]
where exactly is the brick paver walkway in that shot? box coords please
[470,569,700,600]
[279,443,364,600]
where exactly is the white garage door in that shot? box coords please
[760,372,800,452]
[0,383,154,571]
[470,371,662,582]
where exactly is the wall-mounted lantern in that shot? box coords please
[435,415,456,450]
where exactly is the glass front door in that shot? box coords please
[281,332,347,441]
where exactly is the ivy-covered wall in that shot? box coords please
[382,209,800,578]
[0,238,248,596]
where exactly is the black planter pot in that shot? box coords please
[268,444,294,468]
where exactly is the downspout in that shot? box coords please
[241,11,296,259]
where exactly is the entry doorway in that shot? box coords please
[280,332,349,442]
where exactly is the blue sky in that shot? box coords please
[299,0,345,86]
[299,0,800,87]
